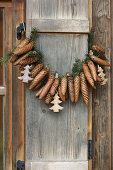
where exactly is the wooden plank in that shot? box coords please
[0,86,6,95]
[0,2,12,7]
[92,0,111,170]
[12,0,25,169]
[25,34,88,162]
[26,0,88,20]
[26,19,89,33]
[26,161,88,170]
[3,7,12,170]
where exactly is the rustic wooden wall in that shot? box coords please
[12,0,25,170]
[92,0,111,170]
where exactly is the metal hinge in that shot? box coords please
[17,23,26,40]
[17,160,25,170]
[88,140,93,159]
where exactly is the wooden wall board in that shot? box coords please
[12,0,25,169]
[3,7,12,170]
[92,0,111,170]
[25,34,88,162]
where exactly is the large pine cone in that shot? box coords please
[49,77,59,96]
[67,73,75,103]
[13,42,35,56]
[19,56,39,65]
[29,67,50,90]
[90,55,111,66]
[80,72,89,107]
[83,63,96,89]
[31,62,44,78]
[88,60,97,81]
[74,75,80,103]
[39,74,55,100]
[45,92,52,104]
[14,51,32,65]
[61,76,67,96]
[58,86,65,102]
[10,55,18,63]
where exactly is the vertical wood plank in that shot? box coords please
[3,7,12,170]
[12,0,25,169]
[92,0,111,169]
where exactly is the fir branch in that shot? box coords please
[30,27,39,42]
[72,58,83,76]
[0,51,13,65]
[29,47,44,63]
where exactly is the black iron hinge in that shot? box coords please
[88,140,93,159]
[17,23,26,40]
[17,160,25,170]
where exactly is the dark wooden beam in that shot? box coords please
[12,0,25,169]
[92,0,111,169]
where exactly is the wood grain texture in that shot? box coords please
[27,19,89,33]
[26,161,88,170]
[26,0,88,20]
[12,0,25,169]
[25,34,88,161]
[3,7,12,170]
[92,0,111,170]
[26,0,89,33]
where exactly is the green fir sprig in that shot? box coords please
[0,51,13,65]
[30,28,39,42]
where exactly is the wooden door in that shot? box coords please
[25,1,90,170]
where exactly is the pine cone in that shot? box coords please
[90,55,111,66]
[65,91,68,100]
[36,86,44,97]
[19,56,39,65]
[10,55,18,63]
[83,63,96,89]
[14,51,32,65]
[30,64,36,71]
[61,76,67,96]
[13,42,35,56]
[33,81,42,90]
[49,77,59,96]
[58,86,65,102]
[29,67,50,89]
[74,75,80,103]
[45,92,52,104]
[17,38,30,48]
[88,60,97,81]
[31,62,44,78]
[80,72,89,107]
[92,45,105,54]
[67,73,75,103]
[39,74,55,100]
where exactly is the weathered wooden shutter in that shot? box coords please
[26,1,90,169]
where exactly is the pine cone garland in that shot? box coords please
[49,77,59,96]
[19,56,39,65]
[39,74,55,100]
[83,63,96,89]
[88,60,97,81]
[74,75,80,103]
[80,72,89,107]
[14,51,32,65]
[13,42,35,56]
[45,92,52,104]
[58,86,65,102]
[67,73,75,103]
[61,76,67,96]
[29,67,50,89]
[31,62,44,78]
